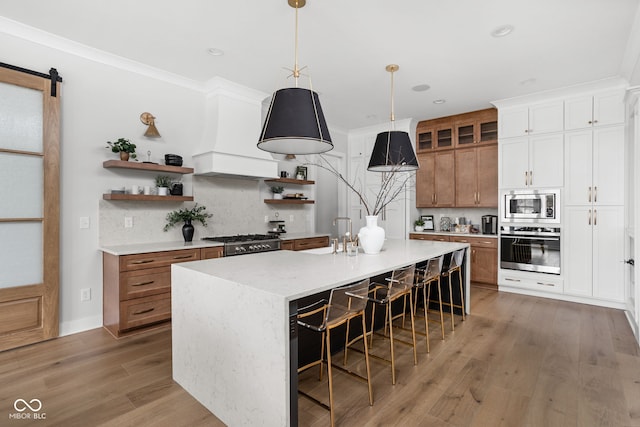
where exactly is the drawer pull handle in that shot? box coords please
[131,280,154,287]
[505,277,521,282]
[536,282,555,287]
[172,255,193,260]
[133,308,154,315]
[132,259,154,264]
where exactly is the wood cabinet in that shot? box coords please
[449,236,498,286]
[454,108,498,147]
[102,160,194,201]
[409,234,498,285]
[280,236,329,251]
[103,247,216,337]
[416,108,498,208]
[416,151,455,207]
[499,133,564,189]
[455,145,498,207]
[416,119,454,152]
[409,233,451,242]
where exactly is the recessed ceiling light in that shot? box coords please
[491,25,514,38]
[412,84,431,92]
[207,48,224,56]
[433,99,446,105]
[519,78,537,86]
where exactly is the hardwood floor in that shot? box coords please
[1,288,639,426]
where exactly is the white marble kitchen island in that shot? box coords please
[171,238,469,427]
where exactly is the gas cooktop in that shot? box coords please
[201,234,279,243]
[201,234,281,256]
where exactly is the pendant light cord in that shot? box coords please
[293,1,300,86]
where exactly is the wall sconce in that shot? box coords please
[140,112,161,138]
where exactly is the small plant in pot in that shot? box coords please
[414,218,425,232]
[155,175,172,196]
[164,203,212,242]
[271,186,284,199]
[106,138,137,161]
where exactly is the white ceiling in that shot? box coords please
[1,0,639,130]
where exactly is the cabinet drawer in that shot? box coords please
[499,271,564,294]
[293,236,330,251]
[120,267,171,300]
[119,249,200,271]
[201,246,223,259]
[409,233,451,242]
[120,293,171,330]
[281,241,294,251]
[450,236,498,248]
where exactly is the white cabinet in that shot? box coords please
[564,206,624,302]
[499,101,564,138]
[564,91,625,130]
[500,133,564,189]
[565,127,624,206]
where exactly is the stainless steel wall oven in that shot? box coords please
[500,227,561,275]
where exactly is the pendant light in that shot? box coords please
[367,65,419,172]
[258,0,333,155]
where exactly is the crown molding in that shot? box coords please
[0,16,205,92]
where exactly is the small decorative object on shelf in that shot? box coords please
[414,219,425,232]
[163,203,212,242]
[155,175,171,196]
[421,215,435,231]
[295,166,307,180]
[106,138,137,161]
[270,186,284,199]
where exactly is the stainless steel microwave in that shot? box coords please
[501,189,560,223]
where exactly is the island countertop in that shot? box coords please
[172,238,470,427]
[175,238,468,301]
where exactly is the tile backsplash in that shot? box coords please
[99,175,313,247]
[416,207,499,231]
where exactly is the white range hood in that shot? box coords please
[193,77,279,179]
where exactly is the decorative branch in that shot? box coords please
[303,155,415,217]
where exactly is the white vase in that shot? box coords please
[358,215,385,254]
[415,226,424,232]
[273,193,283,199]
[157,187,168,196]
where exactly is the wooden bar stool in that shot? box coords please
[297,278,373,427]
[413,255,445,353]
[441,248,466,330]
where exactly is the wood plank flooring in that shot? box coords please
[0,287,639,426]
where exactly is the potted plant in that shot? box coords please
[271,186,284,199]
[414,218,425,232]
[106,138,137,161]
[163,203,212,242]
[155,175,171,196]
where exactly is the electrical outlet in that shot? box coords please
[80,288,91,302]
[289,215,294,222]
[79,217,90,229]
[124,216,133,228]
[264,215,269,223]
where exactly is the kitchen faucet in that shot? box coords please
[333,217,353,250]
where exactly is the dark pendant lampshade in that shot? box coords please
[367,130,420,172]
[258,87,333,155]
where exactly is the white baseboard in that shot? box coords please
[59,315,103,337]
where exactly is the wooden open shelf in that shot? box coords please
[264,178,315,185]
[103,160,194,174]
[264,199,315,205]
[103,194,194,202]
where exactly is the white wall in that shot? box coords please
[1,23,331,336]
